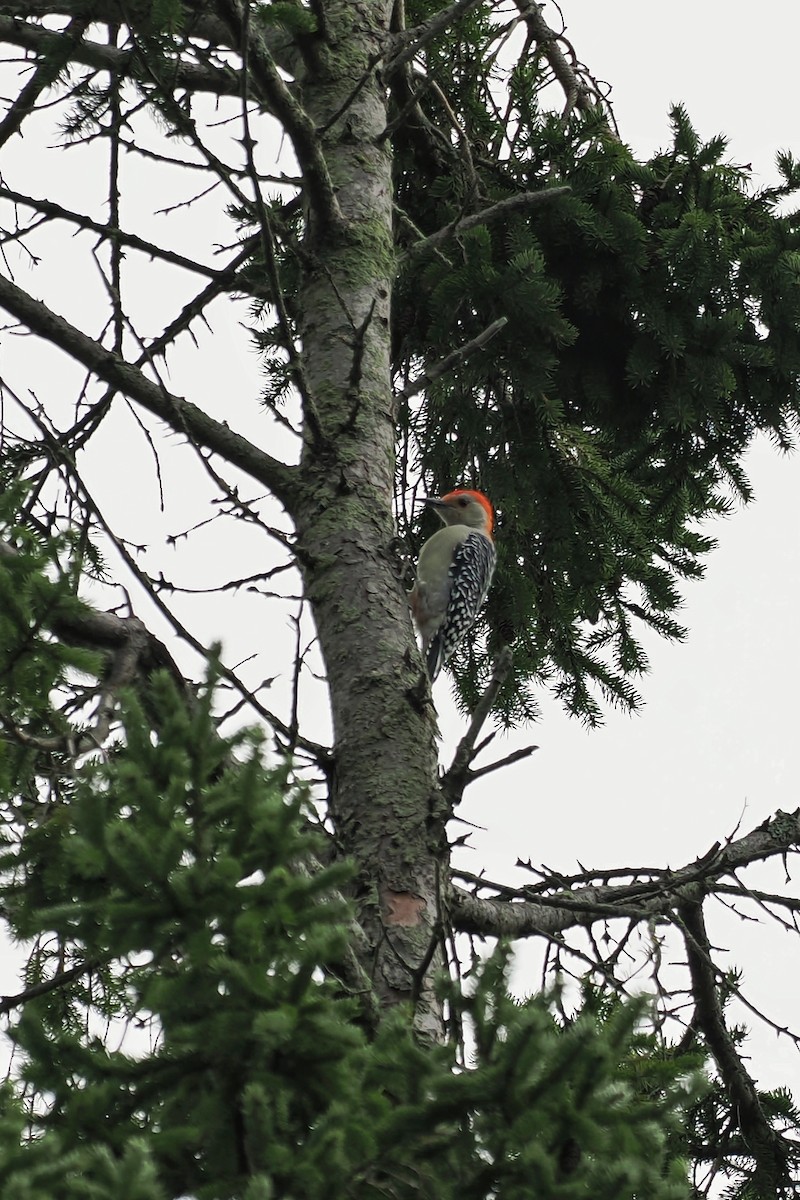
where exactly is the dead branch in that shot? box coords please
[404,187,571,262]
[0,271,298,505]
[0,16,240,97]
[516,2,597,120]
[0,184,257,285]
[459,743,538,782]
[452,808,800,937]
[396,317,508,402]
[678,899,795,1191]
[442,646,513,806]
[452,882,657,937]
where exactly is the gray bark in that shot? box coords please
[291,0,446,1039]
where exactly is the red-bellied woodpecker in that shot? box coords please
[409,489,496,681]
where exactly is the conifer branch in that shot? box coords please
[0,16,240,96]
[0,184,258,285]
[0,539,188,686]
[404,187,571,261]
[397,317,508,402]
[0,958,101,1016]
[0,272,298,506]
[387,0,486,76]
[0,536,332,768]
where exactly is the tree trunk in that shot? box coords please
[294,0,446,1040]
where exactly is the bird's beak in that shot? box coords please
[421,496,448,511]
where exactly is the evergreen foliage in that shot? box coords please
[392,7,800,719]
[0,665,698,1199]
[0,485,101,801]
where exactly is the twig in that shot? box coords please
[235,3,318,440]
[396,317,508,401]
[0,15,89,150]
[0,958,100,1016]
[106,22,124,358]
[404,187,571,262]
[387,0,485,76]
[341,299,377,431]
[0,271,298,505]
[214,0,341,230]
[465,743,538,781]
[316,53,384,137]
[442,646,513,805]
[426,76,478,199]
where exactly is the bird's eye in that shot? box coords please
[458,497,469,507]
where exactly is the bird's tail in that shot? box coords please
[426,635,445,682]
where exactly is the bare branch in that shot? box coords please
[2,1,308,74]
[404,187,571,262]
[396,317,508,402]
[0,272,298,506]
[452,808,800,937]
[451,883,654,938]
[442,646,513,805]
[516,3,598,120]
[0,16,240,97]
[387,0,485,77]
[0,184,258,285]
[678,899,795,1190]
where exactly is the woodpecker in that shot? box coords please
[409,489,496,682]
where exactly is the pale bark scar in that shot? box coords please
[383,888,426,926]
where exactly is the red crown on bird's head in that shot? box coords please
[438,489,494,534]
